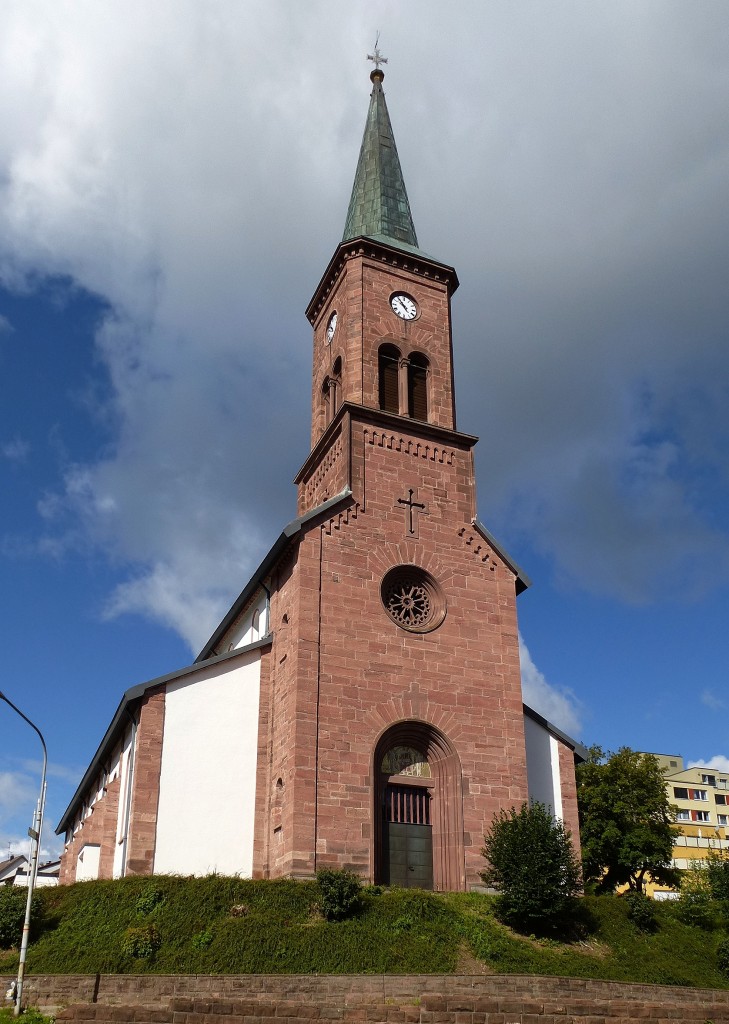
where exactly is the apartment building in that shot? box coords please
[645,753,729,898]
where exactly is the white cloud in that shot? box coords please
[0,770,37,817]
[688,755,729,774]
[519,635,582,738]
[1,437,29,462]
[701,690,726,712]
[0,3,727,644]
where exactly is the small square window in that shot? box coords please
[716,794,726,805]
[674,787,688,799]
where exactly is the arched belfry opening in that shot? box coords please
[378,344,401,414]
[373,721,465,891]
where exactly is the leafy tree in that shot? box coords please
[481,801,582,934]
[577,747,679,894]
[676,862,718,929]
[706,848,729,904]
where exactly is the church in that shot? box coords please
[57,63,585,891]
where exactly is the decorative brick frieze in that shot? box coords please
[364,427,456,465]
[457,526,498,567]
[321,502,360,537]
[299,430,345,514]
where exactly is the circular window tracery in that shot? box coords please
[381,565,446,634]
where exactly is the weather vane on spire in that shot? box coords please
[367,33,388,71]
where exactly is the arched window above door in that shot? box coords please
[381,745,431,779]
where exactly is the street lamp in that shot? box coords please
[0,691,47,1018]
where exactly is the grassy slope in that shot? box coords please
[0,876,727,988]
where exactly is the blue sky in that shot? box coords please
[1,1,728,860]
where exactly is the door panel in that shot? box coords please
[382,783,434,889]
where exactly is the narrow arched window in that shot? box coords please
[322,378,332,426]
[379,344,401,414]
[331,357,342,417]
[408,354,429,421]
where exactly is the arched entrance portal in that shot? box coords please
[374,722,465,891]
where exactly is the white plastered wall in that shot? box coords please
[153,647,262,876]
[113,731,134,879]
[76,844,101,881]
[226,591,268,651]
[524,714,563,821]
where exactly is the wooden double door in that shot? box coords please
[381,783,433,889]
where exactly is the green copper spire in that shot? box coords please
[342,67,419,249]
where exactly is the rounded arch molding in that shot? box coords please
[373,719,465,891]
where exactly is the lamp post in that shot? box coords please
[0,691,47,1018]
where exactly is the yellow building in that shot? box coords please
[643,753,729,899]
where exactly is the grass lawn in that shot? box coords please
[0,876,727,988]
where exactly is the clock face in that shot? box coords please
[390,293,418,320]
[326,311,337,343]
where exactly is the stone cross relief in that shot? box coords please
[396,488,428,538]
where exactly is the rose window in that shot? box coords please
[380,565,446,634]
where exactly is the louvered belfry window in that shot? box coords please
[379,345,400,413]
[408,354,428,421]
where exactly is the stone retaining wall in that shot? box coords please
[4,974,729,1022]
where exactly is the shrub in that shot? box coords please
[706,851,729,904]
[122,923,162,959]
[316,868,362,921]
[191,929,213,949]
[717,935,729,977]
[0,887,28,949]
[624,890,657,932]
[481,801,582,934]
[676,866,718,929]
[135,883,165,916]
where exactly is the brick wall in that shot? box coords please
[126,689,166,875]
[7,974,729,1022]
[308,245,457,446]
[558,739,582,862]
[58,774,121,884]
[256,343,536,889]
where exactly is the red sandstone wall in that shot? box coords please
[125,688,165,875]
[253,544,324,881]
[257,400,530,890]
[558,739,582,863]
[309,249,456,447]
[11,973,729,1023]
[58,775,121,884]
[310,420,527,888]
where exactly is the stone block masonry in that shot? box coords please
[6,974,729,1023]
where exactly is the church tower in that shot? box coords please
[263,64,533,891]
[57,62,583,892]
